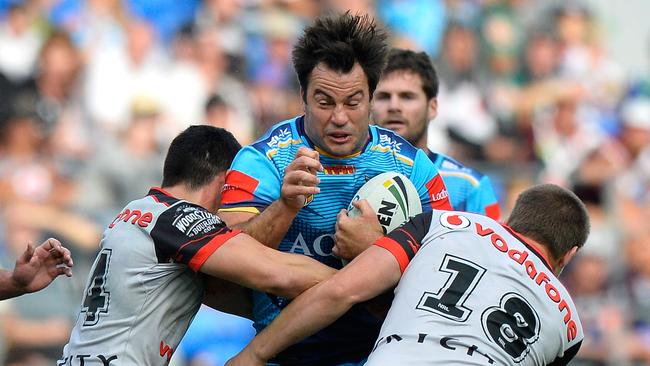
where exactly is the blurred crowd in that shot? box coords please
[0,0,648,365]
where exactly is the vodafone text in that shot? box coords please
[474,222,578,342]
[373,333,495,364]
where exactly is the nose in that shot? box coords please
[330,104,349,126]
[388,94,401,113]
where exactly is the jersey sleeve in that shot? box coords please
[150,203,242,272]
[467,175,501,220]
[410,149,452,212]
[219,145,282,214]
[374,211,433,273]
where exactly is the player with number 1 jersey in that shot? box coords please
[220,116,451,364]
[367,210,583,365]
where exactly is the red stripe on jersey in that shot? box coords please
[221,170,259,204]
[485,203,501,221]
[425,175,452,210]
[374,237,410,273]
[188,229,242,272]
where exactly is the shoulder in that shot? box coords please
[370,125,419,161]
[428,152,486,186]
[249,117,302,153]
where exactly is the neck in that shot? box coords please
[162,184,204,206]
[413,134,429,154]
[517,232,561,276]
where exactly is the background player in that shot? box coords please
[59,126,335,365]
[0,237,73,300]
[373,48,500,219]
[218,12,452,366]
[227,184,590,366]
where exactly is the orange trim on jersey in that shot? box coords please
[221,170,259,204]
[188,229,242,272]
[374,237,410,273]
[485,203,501,221]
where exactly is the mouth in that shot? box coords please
[381,119,407,130]
[327,132,352,144]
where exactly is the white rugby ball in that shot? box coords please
[348,172,422,234]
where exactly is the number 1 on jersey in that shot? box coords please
[416,254,486,322]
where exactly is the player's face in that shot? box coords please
[372,71,437,148]
[303,62,371,157]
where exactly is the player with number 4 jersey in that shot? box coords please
[59,126,335,366]
[227,184,590,366]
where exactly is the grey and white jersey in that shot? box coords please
[59,187,241,366]
[368,210,583,366]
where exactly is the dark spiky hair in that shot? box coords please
[292,12,388,101]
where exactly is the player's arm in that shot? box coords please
[202,276,254,320]
[219,147,322,248]
[226,245,402,366]
[0,238,73,300]
[227,212,435,365]
[199,232,336,299]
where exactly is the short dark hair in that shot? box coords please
[383,48,439,99]
[507,184,590,261]
[292,12,388,101]
[161,125,241,189]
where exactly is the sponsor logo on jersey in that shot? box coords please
[288,233,335,257]
[109,208,153,229]
[439,212,471,230]
[474,222,579,342]
[266,127,292,148]
[160,341,174,362]
[58,354,118,365]
[323,165,356,175]
[378,133,403,152]
[172,205,224,237]
[372,333,495,364]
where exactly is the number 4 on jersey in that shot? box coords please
[81,249,112,326]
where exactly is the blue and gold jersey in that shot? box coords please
[220,116,450,365]
[428,152,501,220]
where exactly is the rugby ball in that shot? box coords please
[348,172,422,234]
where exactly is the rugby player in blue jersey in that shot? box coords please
[219,12,452,366]
[374,49,501,219]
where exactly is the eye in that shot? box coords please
[347,100,360,107]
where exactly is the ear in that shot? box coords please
[557,246,579,274]
[427,98,438,121]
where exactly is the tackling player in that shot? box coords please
[219,12,452,366]
[59,126,335,366]
[228,184,590,366]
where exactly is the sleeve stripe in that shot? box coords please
[374,237,411,273]
[188,229,242,272]
[485,203,501,220]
